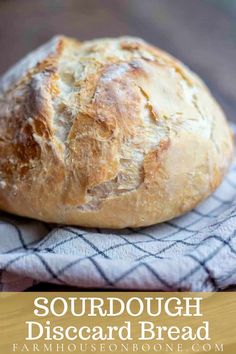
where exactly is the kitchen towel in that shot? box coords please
[0,135,235,291]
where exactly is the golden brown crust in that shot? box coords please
[0,36,234,228]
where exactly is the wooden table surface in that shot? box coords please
[0,0,235,291]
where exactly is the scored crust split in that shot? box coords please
[0,36,233,228]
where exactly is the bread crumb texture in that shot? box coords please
[0,36,233,228]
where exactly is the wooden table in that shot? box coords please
[0,0,235,291]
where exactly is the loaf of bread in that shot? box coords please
[0,36,233,228]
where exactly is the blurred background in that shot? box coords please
[0,0,235,123]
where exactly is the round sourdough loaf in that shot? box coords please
[0,36,233,228]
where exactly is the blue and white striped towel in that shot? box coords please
[0,130,235,292]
